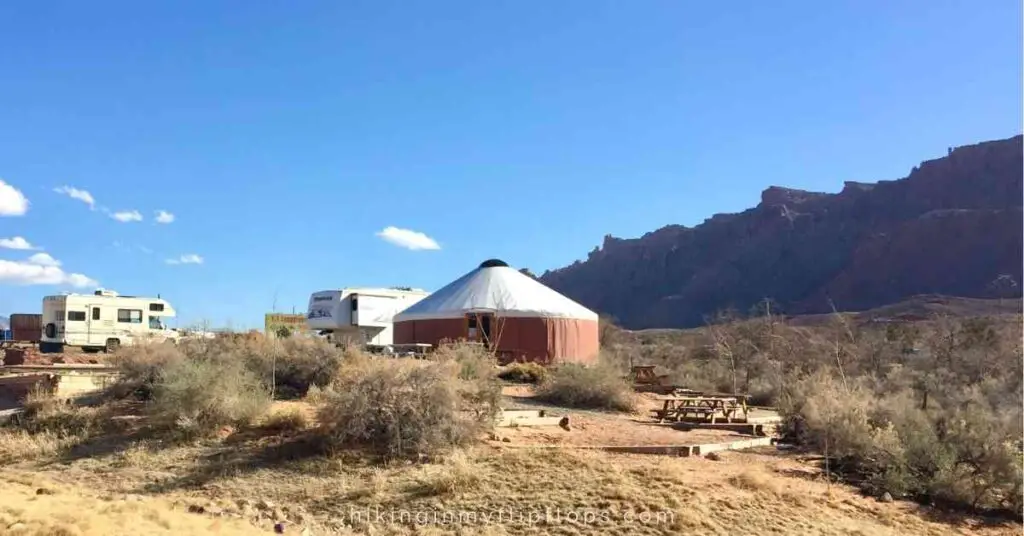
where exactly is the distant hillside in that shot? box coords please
[542,135,1024,329]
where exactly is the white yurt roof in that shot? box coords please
[394,260,599,321]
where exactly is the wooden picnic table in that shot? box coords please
[651,394,748,424]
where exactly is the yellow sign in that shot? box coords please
[265,313,309,337]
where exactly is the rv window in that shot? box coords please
[149,303,165,312]
[92,308,100,321]
[351,298,358,311]
[117,309,143,324]
[67,311,86,322]
[148,316,165,330]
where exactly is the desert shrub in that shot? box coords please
[535,363,636,412]
[171,335,351,399]
[316,357,500,458]
[16,388,103,439]
[150,356,271,439]
[497,362,548,384]
[779,366,1024,515]
[260,407,310,434]
[430,341,498,381]
[109,342,186,399]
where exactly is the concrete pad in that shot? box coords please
[496,408,567,427]
[500,437,776,457]
[497,416,565,428]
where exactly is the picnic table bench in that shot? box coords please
[650,394,749,424]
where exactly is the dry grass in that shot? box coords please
[1,410,1018,535]
[258,406,309,434]
[0,470,267,535]
[1,324,1019,534]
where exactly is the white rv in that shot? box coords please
[40,289,179,353]
[306,287,429,349]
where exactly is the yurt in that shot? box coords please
[393,259,599,364]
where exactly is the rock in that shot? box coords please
[501,437,511,443]
[539,134,1024,330]
[35,488,55,495]
[879,492,894,503]
[274,522,286,534]
[705,451,722,461]
[559,416,571,431]
[187,504,206,514]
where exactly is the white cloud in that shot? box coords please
[53,185,96,209]
[27,252,60,267]
[0,254,96,288]
[0,180,29,216]
[166,254,203,265]
[111,209,143,222]
[0,236,38,250]
[154,210,175,224]
[375,226,441,251]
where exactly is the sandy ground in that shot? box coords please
[495,385,765,447]
[0,389,1017,535]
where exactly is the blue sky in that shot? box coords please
[1,1,1021,329]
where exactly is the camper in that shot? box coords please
[39,289,179,353]
[306,287,429,350]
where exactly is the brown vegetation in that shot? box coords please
[535,362,637,412]
[604,308,1024,517]
[316,352,501,459]
[0,322,1019,533]
[496,361,548,384]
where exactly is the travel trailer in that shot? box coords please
[306,287,429,350]
[39,289,179,353]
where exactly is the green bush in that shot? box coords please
[535,363,636,412]
[316,357,500,459]
[497,362,548,384]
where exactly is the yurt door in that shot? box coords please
[465,313,495,347]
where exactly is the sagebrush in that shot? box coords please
[535,363,636,412]
[316,354,500,458]
[497,362,548,384]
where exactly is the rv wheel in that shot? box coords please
[105,338,121,353]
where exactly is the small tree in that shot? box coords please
[275,326,292,339]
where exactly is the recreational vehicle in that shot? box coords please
[39,289,179,353]
[306,287,429,350]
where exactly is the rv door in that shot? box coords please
[87,304,101,342]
